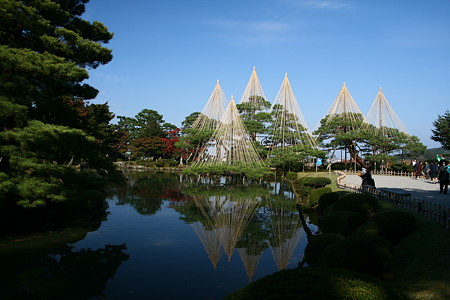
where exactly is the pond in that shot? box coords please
[0,171,317,300]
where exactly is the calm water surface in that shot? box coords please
[0,171,317,300]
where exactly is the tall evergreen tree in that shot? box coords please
[431,110,450,150]
[0,0,120,226]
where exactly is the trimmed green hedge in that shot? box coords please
[309,187,332,206]
[318,211,366,237]
[316,234,394,276]
[357,211,418,244]
[301,177,331,188]
[317,191,350,212]
[332,193,378,216]
[224,267,406,300]
[304,233,345,266]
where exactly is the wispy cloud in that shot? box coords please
[283,0,354,10]
[205,18,294,46]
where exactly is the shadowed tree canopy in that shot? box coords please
[0,0,121,225]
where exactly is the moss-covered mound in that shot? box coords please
[309,187,332,206]
[332,193,378,216]
[317,234,394,276]
[317,191,349,212]
[356,211,418,244]
[318,211,366,237]
[224,267,406,300]
[304,233,345,266]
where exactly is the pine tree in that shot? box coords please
[0,0,120,225]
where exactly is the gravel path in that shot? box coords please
[343,174,450,208]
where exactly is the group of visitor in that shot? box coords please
[358,160,449,195]
[413,161,439,182]
[412,159,449,194]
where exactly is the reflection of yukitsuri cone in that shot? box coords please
[363,88,409,136]
[237,243,262,282]
[191,222,223,269]
[215,198,258,262]
[269,228,303,270]
[191,195,227,268]
[269,73,317,153]
[267,205,303,270]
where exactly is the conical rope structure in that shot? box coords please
[268,73,317,150]
[363,88,409,136]
[189,98,266,169]
[266,202,303,270]
[318,82,367,132]
[191,80,229,132]
[240,66,268,108]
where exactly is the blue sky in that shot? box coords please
[84,0,450,148]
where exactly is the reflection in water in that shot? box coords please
[0,171,313,299]
[267,198,303,271]
[182,177,305,281]
[115,171,186,215]
[0,243,129,300]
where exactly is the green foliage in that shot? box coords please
[317,234,394,276]
[314,113,426,168]
[183,163,273,179]
[224,267,406,300]
[0,0,123,226]
[356,211,417,244]
[332,193,378,216]
[301,177,332,188]
[285,172,298,181]
[304,233,345,266]
[236,98,272,142]
[317,191,350,212]
[318,211,366,237]
[154,159,178,167]
[431,110,450,150]
[309,187,332,206]
[115,109,178,160]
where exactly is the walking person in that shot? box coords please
[423,161,430,180]
[437,161,449,194]
[414,161,423,179]
[429,161,438,184]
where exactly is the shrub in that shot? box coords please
[356,211,418,244]
[318,211,366,237]
[316,234,394,276]
[285,172,298,181]
[304,233,345,266]
[154,159,178,167]
[309,187,332,206]
[224,267,406,300]
[301,177,331,188]
[332,193,378,216]
[317,191,350,212]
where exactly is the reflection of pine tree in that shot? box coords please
[115,171,182,215]
[0,244,129,299]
